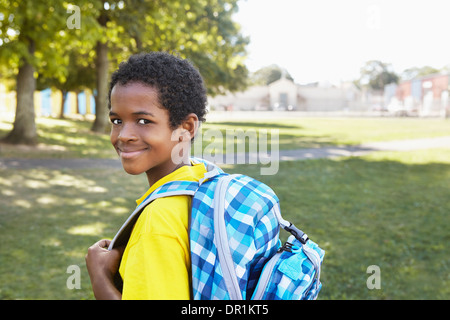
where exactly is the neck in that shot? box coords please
[145,158,191,187]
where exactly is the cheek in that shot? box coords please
[110,129,119,147]
[149,128,177,147]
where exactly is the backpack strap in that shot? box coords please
[191,156,225,185]
[108,180,199,250]
[272,204,310,245]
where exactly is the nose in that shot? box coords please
[118,123,138,142]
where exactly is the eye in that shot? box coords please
[110,118,122,125]
[138,119,152,125]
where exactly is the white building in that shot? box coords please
[208,77,364,112]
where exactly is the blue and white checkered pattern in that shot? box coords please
[223,175,280,298]
[138,180,198,207]
[190,173,280,300]
[254,238,325,300]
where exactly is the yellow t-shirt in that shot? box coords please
[119,163,207,300]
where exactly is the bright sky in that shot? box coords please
[234,0,450,84]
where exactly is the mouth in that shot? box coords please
[118,148,148,159]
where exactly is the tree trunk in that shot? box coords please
[91,40,109,133]
[75,90,80,114]
[2,39,38,145]
[60,90,67,119]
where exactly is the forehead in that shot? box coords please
[110,82,161,108]
[109,82,173,125]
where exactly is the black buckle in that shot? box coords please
[284,223,309,244]
[278,241,295,253]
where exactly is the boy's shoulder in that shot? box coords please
[135,196,191,236]
[143,195,192,214]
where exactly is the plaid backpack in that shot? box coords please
[109,157,325,300]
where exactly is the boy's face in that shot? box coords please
[109,82,184,183]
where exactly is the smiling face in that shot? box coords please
[109,82,187,185]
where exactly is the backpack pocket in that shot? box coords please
[251,236,324,300]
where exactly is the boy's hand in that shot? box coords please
[85,239,125,300]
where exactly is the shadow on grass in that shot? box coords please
[0,154,449,299]
[0,167,147,299]
[0,117,115,159]
[200,122,341,151]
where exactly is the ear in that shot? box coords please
[181,113,199,141]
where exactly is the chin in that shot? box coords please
[121,163,147,176]
[124,169,143,175]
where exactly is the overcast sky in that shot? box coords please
[234,0,450,84]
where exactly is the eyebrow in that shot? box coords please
[109,111,155,117]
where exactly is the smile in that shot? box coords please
[118,148,148,159]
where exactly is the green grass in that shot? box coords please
[1,114,449,158]
[1,148,449,299]
[0,117,115,159]
[0,114,449,299]
[228,148,450,299]
[0,168,147,299]
[204,116,450,150]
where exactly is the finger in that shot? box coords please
[96,239,111,249]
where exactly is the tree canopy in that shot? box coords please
[357,60,399,91]
[250,64,294,86]
[0,0,249,143]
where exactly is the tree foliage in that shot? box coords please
[400,65,440,81]
[251,64,294,85]
[358,60,399,91]
[0,0,249,140]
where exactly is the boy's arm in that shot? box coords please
[85,239,124,300]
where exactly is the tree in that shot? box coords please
[251,65,294,85]
[0,1,63,144]
[400,65,440,81]
[37,50,96,118]
[173,0,249,95]
[1,0,250,138]
[89,0,249,132]
[358,60,399,91]
[0,0,99,144]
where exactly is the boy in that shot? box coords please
[85,52,208,300]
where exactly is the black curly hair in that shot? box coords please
[108,52,207,129]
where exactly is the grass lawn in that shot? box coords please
[0,114,449,299]
[0,116,116,159]
[242,149,450,300]
[1,114,450,158]
[1,148,449,299]
[206,116,450,151]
